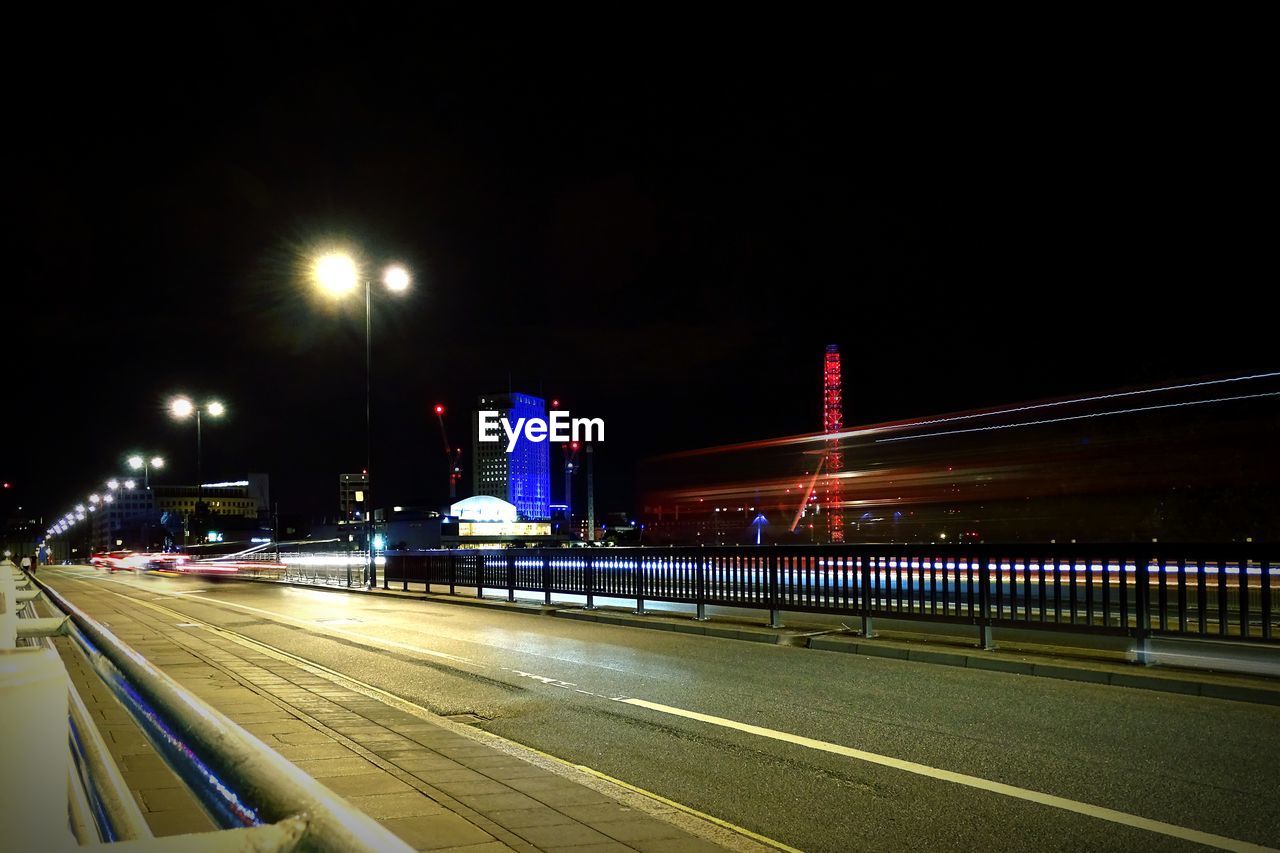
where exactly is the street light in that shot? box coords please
[127,454,165,487]
[168,397,226,544]
[310,250,411,589]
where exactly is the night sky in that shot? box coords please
[7,31,1274,524]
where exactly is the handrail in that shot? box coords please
[30,574,413,852]
[66,664,152,841]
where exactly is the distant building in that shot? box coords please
[91,479,263,551]
[472,393,550,520]
[91,484,158,552]
[440,496,562,548]
[339,472,369,522]
[154,482,259,520]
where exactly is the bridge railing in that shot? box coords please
[383,544,1277,651]
[25,571,413,851]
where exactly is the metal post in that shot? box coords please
[476,553,484,600]
[1134,553,1152,665]
[585,554,595,610]
[543,554,552,606]
[634,556,645,615]
[696,556,708,621]
[507,552,515,603]
[365,278,375,589]
[861,557,877,637]
[977,558,994,649]
[196,409,203,511]
[586,444,595,541]
[768,553,782,629]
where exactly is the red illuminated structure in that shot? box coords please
[433,404,463,499]
[823,344,843,543]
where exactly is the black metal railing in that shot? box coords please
[383,545,1278,645]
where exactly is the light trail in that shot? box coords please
[875,391,1280,444]
[650,371,1280,459]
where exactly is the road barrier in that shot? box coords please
[383,545,1278,654]
[26,570,414,852]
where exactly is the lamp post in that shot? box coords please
[312,251,410,588]
[126,454,165,488]
[168,397,225,546]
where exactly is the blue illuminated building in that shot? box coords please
[472,392,551,520]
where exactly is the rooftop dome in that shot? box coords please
[449,495,518,523]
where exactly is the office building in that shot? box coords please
[472,393,550,520]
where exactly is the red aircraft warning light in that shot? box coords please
[434,404,445,415]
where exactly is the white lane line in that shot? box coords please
[616,698,1274,853]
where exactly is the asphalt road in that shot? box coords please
[42,567,1280,853]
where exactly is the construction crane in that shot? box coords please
[433,404,463,499]
[551,399,579,516]
[549,398,593,539]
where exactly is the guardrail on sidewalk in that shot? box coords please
[382,544,1278,656]
[26,570,413,852]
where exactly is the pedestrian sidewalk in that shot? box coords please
[46,576,770,853]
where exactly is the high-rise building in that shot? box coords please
[339,472,369,522]
[472,393,551,520]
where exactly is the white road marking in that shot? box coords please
[616,698,1275,852]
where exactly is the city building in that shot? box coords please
[339,472,369,522]
[440,496,562,548]
[382,505,443,551]
[91,484,158,552]
[90,478,267,552]
[472,393,551,520]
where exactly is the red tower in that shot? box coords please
[823,344,844,543]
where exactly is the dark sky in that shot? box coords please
[6,29,1274,524]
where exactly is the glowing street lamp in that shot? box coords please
[168,397,226,529]
[127,453,165,487]
[309,249,411,589]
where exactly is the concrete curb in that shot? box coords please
[229,574,1280,707]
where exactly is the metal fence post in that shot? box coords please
[977,557,995,650]
[543,553,552,606]
[476,553,485,600]
[449,554,456,596]
[1262,559,1273,642]
[768,553,782,629]
[1135,553,1152,665]
[696,556,708,621]
[507,553,515,603]
[585,554,596,610]
[861,556,876,638]
[634,556,646,616]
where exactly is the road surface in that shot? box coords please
[42,566,1280,852]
